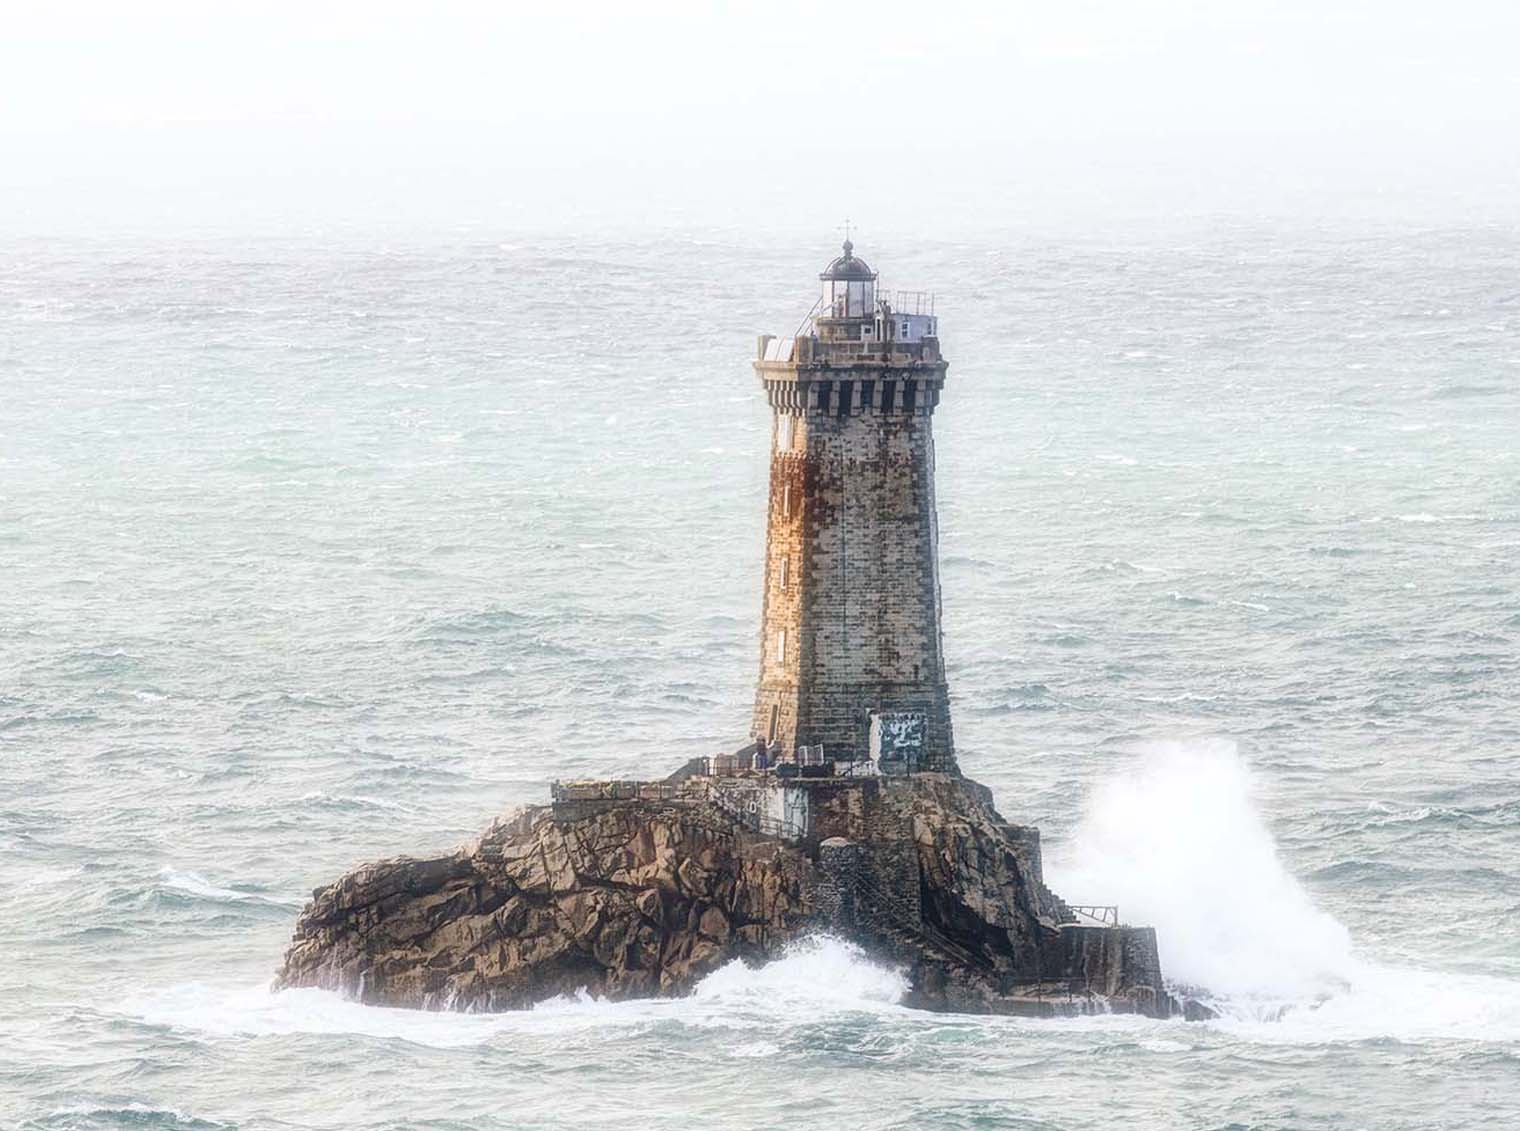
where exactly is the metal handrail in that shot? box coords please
[549,779,683,803]
[885,290,936,316]
[1066,904,1121,928]
[792,295,824,340]
[755,813,808,840]
[851,870,986,971]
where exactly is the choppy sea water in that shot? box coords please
[2,225,1517,1130]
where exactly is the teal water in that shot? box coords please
[2,225,1518,1129]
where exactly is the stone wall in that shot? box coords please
[1043,925,1170,1014]
[815,837,865,928]
[802,778,873,843]
[751,362,955,768]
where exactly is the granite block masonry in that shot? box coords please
[751,241,953,768]
[275,243,1186,1020]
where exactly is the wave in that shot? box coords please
[154,868,301,909]
[689,935,909,1012]
[295,791,418,814]
[1206,962,1520,1044]
[1046,739,1520,1042]
[126,983,524,1048]
[1359,799,1520,829]
[1357,512,1488,525]
[22,1105,232,1130]
[122,937,910,1049]
[120,746,1520,1051]
[1429,382,1507,399]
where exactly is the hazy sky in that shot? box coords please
[4,1,1517,235]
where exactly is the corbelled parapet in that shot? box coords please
[275,770,1178,1018]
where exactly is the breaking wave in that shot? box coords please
[127,761,1520,1052]
[1047,740,1520,1042]
[154,869,302,909]
[690,935,910,1012]
[123,937,910,1050]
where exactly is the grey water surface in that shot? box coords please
[2,224,1518,1130]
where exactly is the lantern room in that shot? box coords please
[818,239,877,320]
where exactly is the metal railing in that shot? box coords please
[886,290,936,316]
[550,780,681,803]
[755,812,808,841]
[701,780,809,842]
[792,295,823,340]
[1066,905,1121,928]
[852,870,985,971]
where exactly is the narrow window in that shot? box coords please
[904,380,918,411]
[881,381,896,413]
[782,483,791,517]
[838,381,853,417]
[860,380,874,410]
[768,703,779,741]
[817,383,832,413]
[779,555,790,590]
[901,321,910,337]
[775,629,787,663]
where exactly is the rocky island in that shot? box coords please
[277,242,1180,1019]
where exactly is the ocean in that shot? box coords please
[2,223,1517,1129]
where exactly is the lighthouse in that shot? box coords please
[280,239,1177,1023]
[751,241,955,773]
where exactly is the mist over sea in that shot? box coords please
[3,222,1518,1130]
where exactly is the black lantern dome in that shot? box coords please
[819,239,878,282]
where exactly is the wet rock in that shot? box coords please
[276,775,1176,1018]
[276,801,812,1008]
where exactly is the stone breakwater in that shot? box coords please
[275,772,1180,1018]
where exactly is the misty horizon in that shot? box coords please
[4,2,1519,237]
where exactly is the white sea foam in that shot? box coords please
[1222,599,1270,612]
[1047,740,1520,1043]
[727,1040,782,1058]
[296,790,416,814]
[156,868,302,908]
[128,983,522,1048]
[123,937,909,1048]
[1048,741,1355,1001]
[690,935,909,1012]
[1210,962,1520,1043]
[37,1103,229,1129]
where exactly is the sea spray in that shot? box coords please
[1045,739,1355,1002]
[690,935,910,1012]
[1046,740,1520,1042]
[126,937,911,1049]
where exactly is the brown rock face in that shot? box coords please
[275,802,813,1009]
[275,775,1175,1018]
[886,776,1170,1016]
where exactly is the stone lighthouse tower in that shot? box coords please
[751,241,955,772]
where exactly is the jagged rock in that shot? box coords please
[276,800,812,1009]
[276,773,1176,1018]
